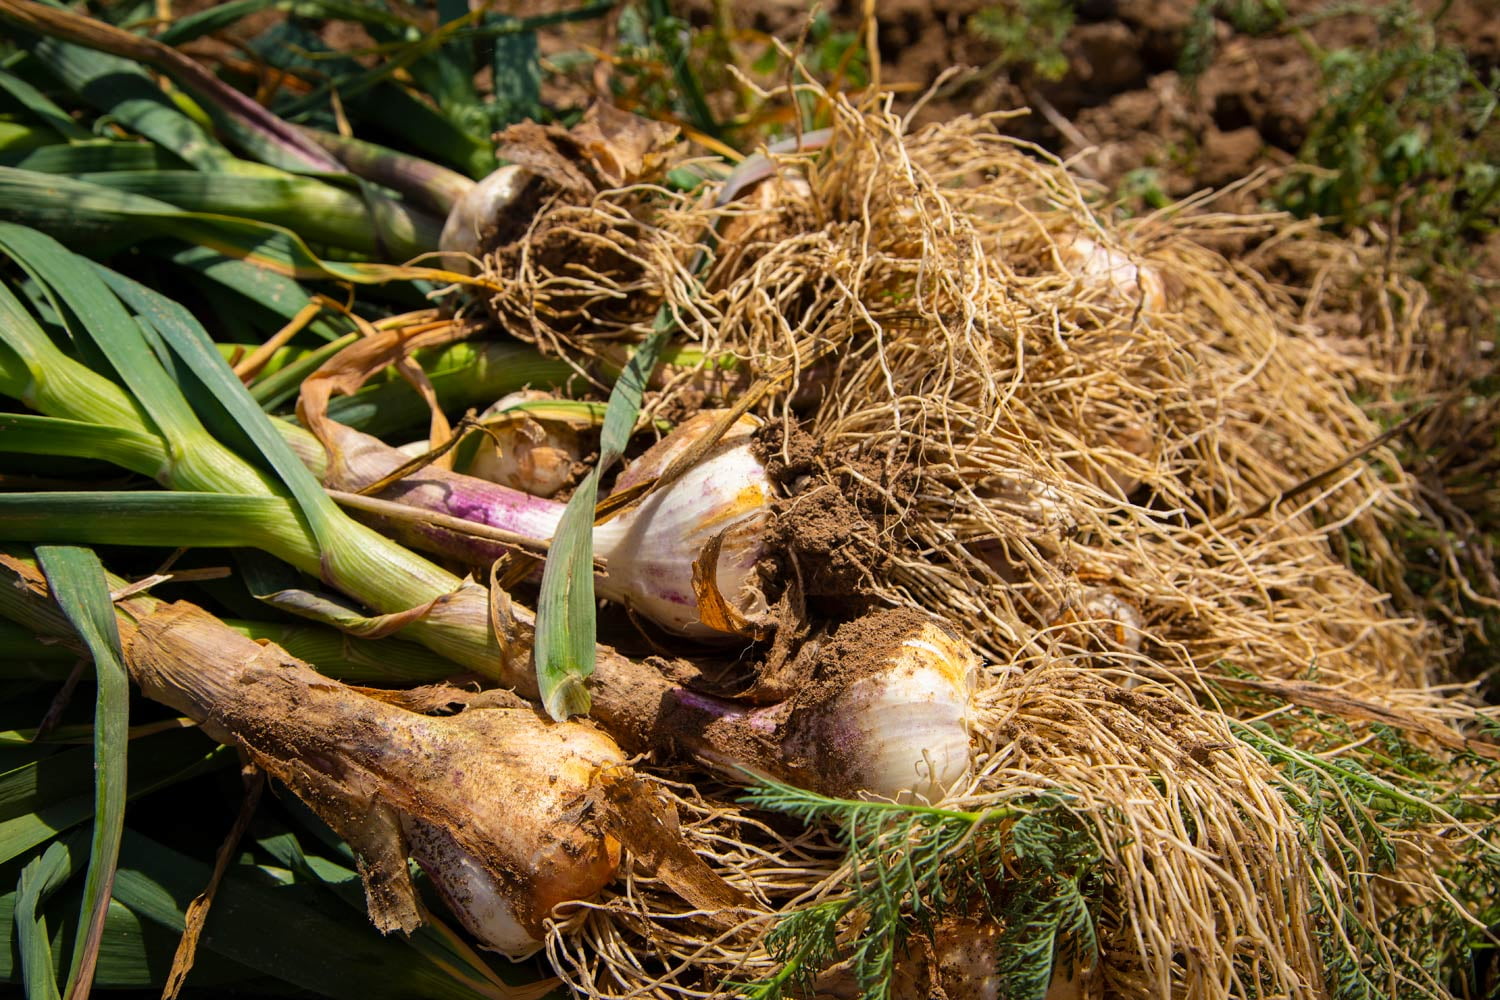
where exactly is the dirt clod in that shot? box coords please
[752,421,915,615]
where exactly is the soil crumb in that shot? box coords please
[751,420,916,617]
[805,607,936,695]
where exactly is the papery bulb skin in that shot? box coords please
[439,165,534,272]
[931,918,1003,1000]
[395,708,626,956]
[884,918,1098,1000]
[323,412,774,641]
[1059,233,1166,315]
[779,610,978,803]
[967,469,1080,577]
[403,817,539,959]
[714,172,815,263]
[600,410,775,639]
[467,392,581,498]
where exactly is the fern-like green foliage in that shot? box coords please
[737,779,1102,1000]
[1235,717,1500,999]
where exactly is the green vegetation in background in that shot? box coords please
[605,2,869,144]
[1179,0,1497,270]
[1165,0,1500,690]
[1265,2,1500,689]
[1178,0,1289,80]
[967,0,1076,83]
[1279,2,1498,272]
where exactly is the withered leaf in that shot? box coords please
[594,768,753,929]
[496,102,680,196]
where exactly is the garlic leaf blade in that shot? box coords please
[533,314,673,720]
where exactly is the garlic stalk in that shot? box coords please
[325,410,774,641]
[0,256,969,804]
[0,549,626,959]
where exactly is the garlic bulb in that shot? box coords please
[399,710,626,958]
[969,469,1080,573]
[1059,233,1166,315]
[772,611,978,803]
[599,410,773,638]
[583,608,978,804]
[1049,585,1145,655]
[466,391,581,498]
[122,600,626,957]
[882,918,1098,1000]
[1080,586,1145,654]
[438,164,533,272]
[714,170,814,257]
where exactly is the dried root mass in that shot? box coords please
[476,93,1498,999]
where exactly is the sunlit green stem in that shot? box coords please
[0,319,496,670]
[75,170,444,260]
[299,128,474,216]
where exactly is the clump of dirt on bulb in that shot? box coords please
[792,606,935,704]
[751,419,917,618]
[481,104,688,352]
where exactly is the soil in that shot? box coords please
[800,606,936,698]
[871,1,1491,193]
[751,420,915,615]
[702,0,1500,283]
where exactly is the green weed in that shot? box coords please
[1277,2,1499,271]
[737,780,1101,1000]
[968,0,1076,83]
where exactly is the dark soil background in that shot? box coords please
[891,2,1490,180]
[706,0,1500,282]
